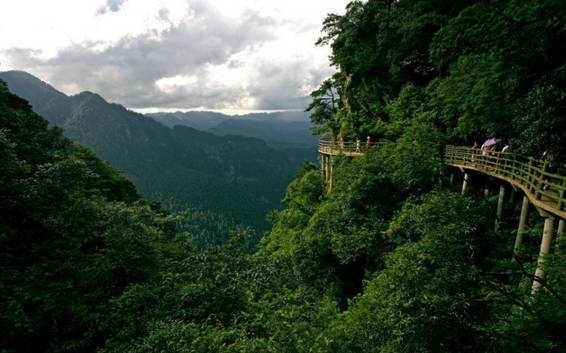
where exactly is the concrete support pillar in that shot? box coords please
[321,155,328,186]
[495,184,506,231]
[513,195,530,259]
[321,155,325,180]
[532,217,555,295]
[461,172,469,195]
[556,219,565,254]
[326,156,330,181]
[322,155,328,184]
[320,154,325,178]
[324,155,330,184]
[329,160,333,191]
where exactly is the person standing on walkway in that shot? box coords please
[366,136,371,148]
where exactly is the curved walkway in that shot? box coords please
[318,141,565,293]
[318,140,380,157]
[445,146,566,219]
[318,141,566,219]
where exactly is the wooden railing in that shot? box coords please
[318,140,381,156]
[317,142,566,217]
[445,146,566,218]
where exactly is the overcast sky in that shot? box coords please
[0,0,348,113]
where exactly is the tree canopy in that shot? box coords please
[308,0,566,160]
[2,1,566,352]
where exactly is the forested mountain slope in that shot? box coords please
[150,110,228,131]
[307,0,566,159]
[0,80,160,351]
[151,110,318,167]
[0,70,294,231]
[2,1,566,353]
[0,80,257,352]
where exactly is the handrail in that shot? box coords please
[445,146,566,219]
[317,141,565,218]
[318,140,382,156]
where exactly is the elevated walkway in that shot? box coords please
[317,140,381,189]
[445,146,566,219]
[318,141,565,293]
[318,140,369,157]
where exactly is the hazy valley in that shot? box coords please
[0,70,316,236]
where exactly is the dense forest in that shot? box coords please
[2,0,566,352]
[0,70,296,234]
[150,110,318,169]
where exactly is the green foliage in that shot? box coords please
[430,52,518,140]
[512,66,566,157]
[384,83,427,138]
[309,0,566,162]
[0,82,173,352]
[0,71,296,234]
[384,123,444,192]
[306,78,340,136]
[3,1,566,352]
[313,192,495,353]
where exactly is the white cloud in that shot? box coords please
[0,0,348,112]
[0,0,190,57]
[155,74,199,93]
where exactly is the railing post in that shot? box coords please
[527,157,534,191]
[494,152,500,173]
[535,161,548,200]
[558,177,566,211]
[511,154,516,181]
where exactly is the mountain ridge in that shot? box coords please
[0,70,295,231]
[149,109,318,167]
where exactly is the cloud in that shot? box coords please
[107,0,126,12]
[0,0,347,112]
[97,0,127,15]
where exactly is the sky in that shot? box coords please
[0,0,348,114]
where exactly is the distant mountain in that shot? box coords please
[150,110,312,131]
[210,119,317,167]
[149,110,318,167]
[211,119,316,147]
[150,111,228,131]
[0,70,295,231]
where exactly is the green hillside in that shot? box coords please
[2,1,566,353]
[0,71,294,232]
[151,110,318,168]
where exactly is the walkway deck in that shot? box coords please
[318,140,379,157]
[318,141,566,219]
[445,146,566,219]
